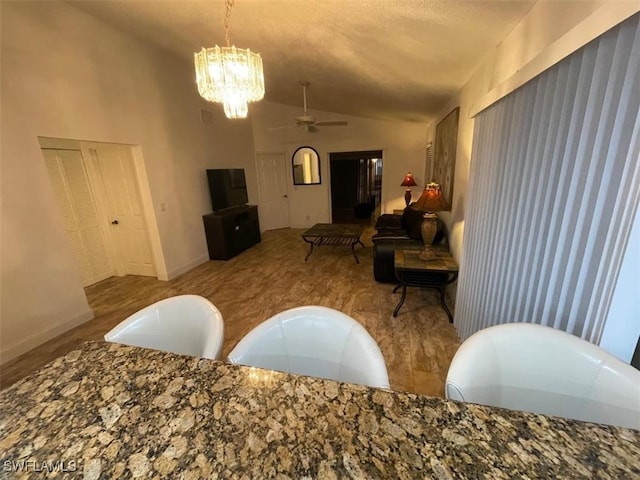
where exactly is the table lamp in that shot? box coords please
[412,182,450,258]
[400,172,417,206]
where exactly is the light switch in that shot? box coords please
[160,202,166,212]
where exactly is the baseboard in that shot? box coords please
[0,309,94,365]
[290,223,313,229]
[164,255,209,281]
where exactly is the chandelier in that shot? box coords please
[194,0,265,119]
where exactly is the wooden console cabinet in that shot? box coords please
[202,205,261,260]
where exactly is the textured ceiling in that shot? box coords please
[67,0,535,123]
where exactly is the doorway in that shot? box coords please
[329,150,383,224]
[40,138,159,286]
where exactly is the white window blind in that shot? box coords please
[455,13,640,343]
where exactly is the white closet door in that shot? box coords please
[42,149,115,286]
[87,145,156,277]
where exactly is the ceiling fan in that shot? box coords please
[269,81,349,133]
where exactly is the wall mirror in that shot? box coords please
[292,146,321,185]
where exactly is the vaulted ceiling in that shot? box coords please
[67,0,536,123]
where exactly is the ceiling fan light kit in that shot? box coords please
[194,0,265,119]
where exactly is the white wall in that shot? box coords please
[0,1,256,362]
[251,101,428,228]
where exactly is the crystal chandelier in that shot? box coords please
[194,0,265,119]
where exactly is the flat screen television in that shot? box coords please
[206,168,248,211]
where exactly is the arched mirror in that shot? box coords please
[292,146,321,185]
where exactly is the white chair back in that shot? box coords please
[228,306,390,389]
[445,323,640,429]
[104,294,224,360]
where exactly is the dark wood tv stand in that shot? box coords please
[202,205,261,260]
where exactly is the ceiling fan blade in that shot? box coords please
[266,125,292,131]
[315,120,349,127]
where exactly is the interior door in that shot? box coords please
[86,144,156,277]
[42,148,116,286]
[256,152,290,230]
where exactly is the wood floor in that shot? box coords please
[0,227,461,395]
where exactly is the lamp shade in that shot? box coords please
[413,182,450,212]
[400,172,417,187]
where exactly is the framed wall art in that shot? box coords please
[433,107,459,210]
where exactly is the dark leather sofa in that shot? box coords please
[372,207,444,282]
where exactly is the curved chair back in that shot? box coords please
[104,294,224,360]
[228,306,390,389]
[445,323,640,429]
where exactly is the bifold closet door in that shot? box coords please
[42,148,115,286]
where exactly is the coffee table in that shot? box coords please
[393,246,459,321]
[302,223,365,264]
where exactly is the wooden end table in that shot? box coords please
[393,246,459,322]
[301,223,365,264]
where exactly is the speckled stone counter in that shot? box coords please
[1,342,639,479]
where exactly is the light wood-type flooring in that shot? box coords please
[1,227,461,395]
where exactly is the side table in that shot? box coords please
[393,247,459,322]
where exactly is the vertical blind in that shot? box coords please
[455,13,640,342]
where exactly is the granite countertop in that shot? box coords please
[1,342,638,479]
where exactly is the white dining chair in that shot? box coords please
[104,294,224,360]
[228,305,390,389]
[445,323,640,429]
